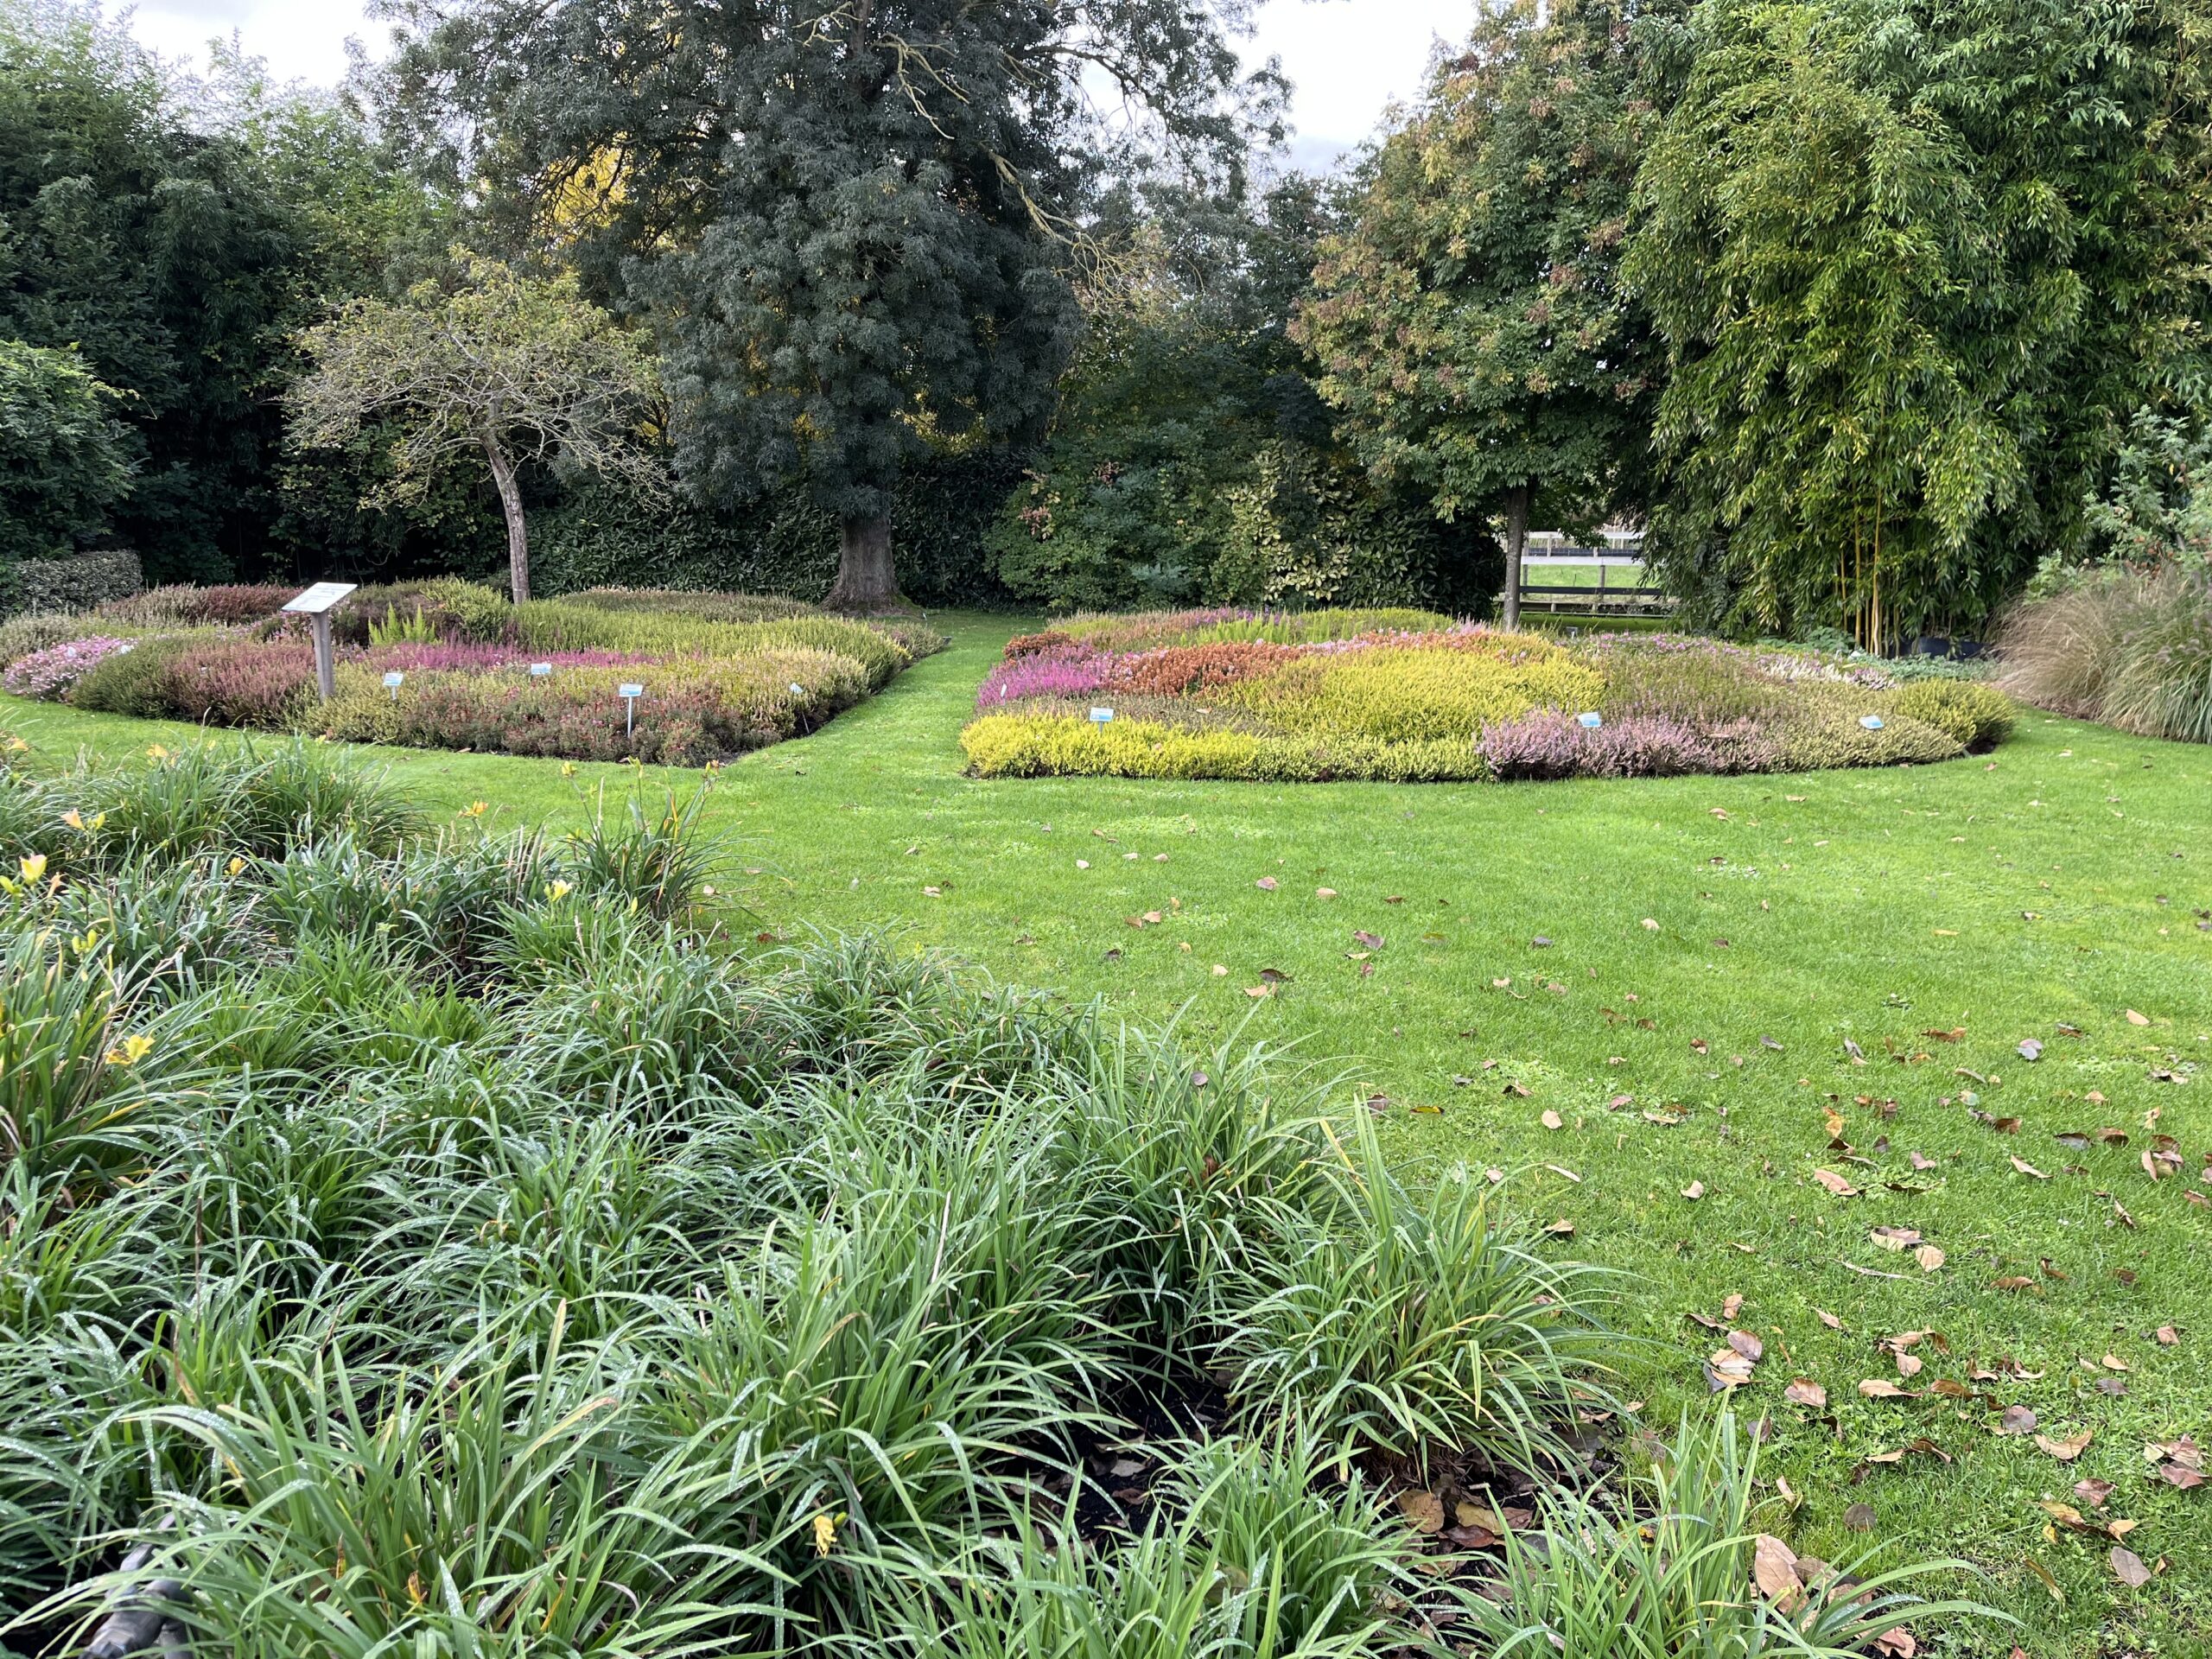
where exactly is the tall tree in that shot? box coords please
[288,255,663,604]
[1627,0,2209,647]
[1297,0,1677,628]
[378,0,1274,609]
[0,338,130,563]
[0,3,450,582]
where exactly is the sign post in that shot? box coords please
[282,582,359,702]
[618,683,645,740]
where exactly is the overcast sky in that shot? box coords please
[115,0,1468,171]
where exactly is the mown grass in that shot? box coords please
[6,611,2208,1655]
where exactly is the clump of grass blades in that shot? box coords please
[1459,1413,2003,1657]
[1209,1112,1617,1476]
[563,782,728,921]
[1999,563,2212,742]
[35,1323,784,1658]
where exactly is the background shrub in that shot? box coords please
[0,550,143,618]
[100,585,293,629]
[1999,565,2212,743]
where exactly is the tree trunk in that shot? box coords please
[1502,481,1531,630]
[825,513,899,611]
[482,433,531,605]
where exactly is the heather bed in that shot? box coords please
[962,608,2015,782]
[0,581,944,765]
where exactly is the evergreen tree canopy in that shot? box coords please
[1297,0,1678,625]
[378,0,1276,607]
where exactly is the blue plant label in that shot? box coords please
[530,663,553,677]
[1577,711,1604,728]
[619,683,645,700]
[382,671,404,690]
[1860,715,1885,730]
[1090,707,1115,723]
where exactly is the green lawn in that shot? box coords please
[6,610,2208,1654]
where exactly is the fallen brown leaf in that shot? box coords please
[2036,1429,2094,1462]
[2110,1546,2152,1587]
[1783,1377,1827,1408]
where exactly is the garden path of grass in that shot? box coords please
[7,610,2209,1655]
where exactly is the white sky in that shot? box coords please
[114,0,1469,170]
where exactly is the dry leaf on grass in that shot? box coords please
[1751,1534,1804,1611]
[2036,1429,2094,1462]
[2110,1546,2152,1587]
[1783,1378,1827,1408]
[1812,1168,1859,1197]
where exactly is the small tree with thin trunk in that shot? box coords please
[287,252,661,603]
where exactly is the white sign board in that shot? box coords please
[282,582,359,616]
[1089,707,1115,724]
[530,663,553,678]
[618,683,645,700]
[382,671,405,690]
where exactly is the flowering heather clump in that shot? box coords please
[1106,641,1301,696]
[100,585,293,628]
[358,643,653,675]
[3,637,135,700]
[1478,710,1783,780]
[1003,629,1077,658]
[976,646,1112,709]
[156,639,317,728]
[964,607,2005,784]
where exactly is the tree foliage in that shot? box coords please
[289,255,663,604]
[0,3,457,583]
[0,338,130,563]
[1629,0,2212,647]
[1298,0,1676,623]
[377,0,1277,606]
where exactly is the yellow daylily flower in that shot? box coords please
[104,1033,155,1068]
[18,853,46,885]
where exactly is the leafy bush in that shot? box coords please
[2000,565,2212,744]
[1,550,143,617]
[1892,679,2014,750]
[3,636,137,700]
[0,340,130,568]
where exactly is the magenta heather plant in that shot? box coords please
[976,646,1111,709]
[1479,710,1782,780]
[156,639,317,728]
[3,636,136,699]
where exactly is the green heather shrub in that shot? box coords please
[1058,607,1453,652]
[515,601,923,690]
[63,634,194,717]
[565,587,815,624]
[1224,645,1602,742]
[1773,701,1964,771]
[1893,679,2014,750]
